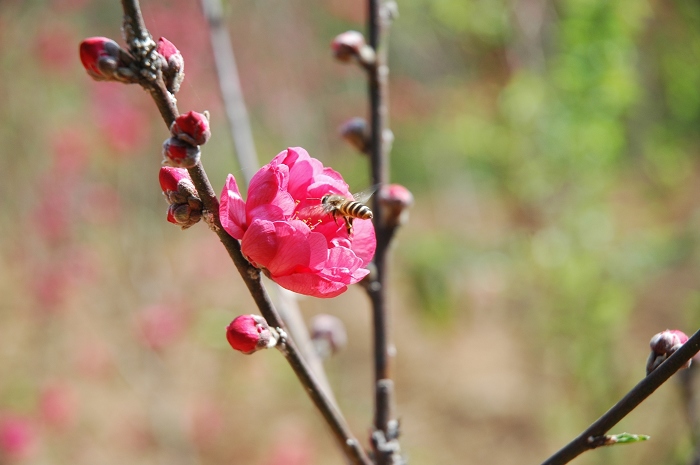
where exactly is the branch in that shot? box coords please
[541,328,700,465]
[365,1,401,463]
[116,2,372,463]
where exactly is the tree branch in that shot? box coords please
[115,1,372,463]
[366,0,400,463]
[541,328,700,465]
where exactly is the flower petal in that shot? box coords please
[349,219,376,264]
[240,219,278,267]
[219,174,247,239]
[273,273,348,298]
[247,163,295,217]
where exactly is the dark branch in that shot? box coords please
[541,328,700,465]
[115,2,372,463]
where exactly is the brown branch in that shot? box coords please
[541,328,700,465]
[366,1,400,463]
[114,1,372,463]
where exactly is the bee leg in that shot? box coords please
[344,217,354,236]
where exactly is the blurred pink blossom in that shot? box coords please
[0,414,37,461]
[261,422,315,465]
[187,400,224,448]
[220,147,375,298]
[91,86,152,155]
[73,339,114,379]
[35,23,77,74]
[49,127,90,177]
[134,304,188,351]
[39,383,77,431]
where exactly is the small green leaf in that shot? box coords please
[609,432,651,444]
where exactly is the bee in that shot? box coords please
[321,191,374,236]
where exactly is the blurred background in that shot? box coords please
[2,0,700,463]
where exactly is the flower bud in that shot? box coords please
[162,137,201,168]
[646,329,691,375]
[159,166,202,229]
[156,37,184,94]
[378,184,413,229]
[159,166,190,193]
[79,37,135,83]
[79,37,120,80]
[171,111,211,146]
[310,314,347,359]
[331,31,376,66]
[226,314,278,354]
[339,117,370,154]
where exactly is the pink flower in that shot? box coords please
[219,147,376,298]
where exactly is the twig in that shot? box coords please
[541,328,700,465]
[365,0,400,463]
[117,1,372,463]
[679,365,700,465]
[200,0,259,184]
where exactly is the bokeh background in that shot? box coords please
[2,0,700,463]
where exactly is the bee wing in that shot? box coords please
[296,203,329,219]
[351,184,380,203]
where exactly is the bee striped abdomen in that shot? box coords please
[341,201,373,219]
[321,194,374,235]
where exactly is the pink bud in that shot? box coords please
[226,315,277,354]
[379,184,413,228]
[310,314,347,358]
[339,117,370,154]
[156,37,180,62]
[647,329,691,375]
[159,166,191,193]
[159,167,201,229]
[162,137,201,168]
[0,415,36,461]
[331,31,376,66]
[156,37,184,94]
[171,111,211,146]
[79,37,125,82]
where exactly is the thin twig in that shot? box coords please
[200,0,259,184]
[116,1,372,463]
[366,0,400,463]
[541,328,700,465]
